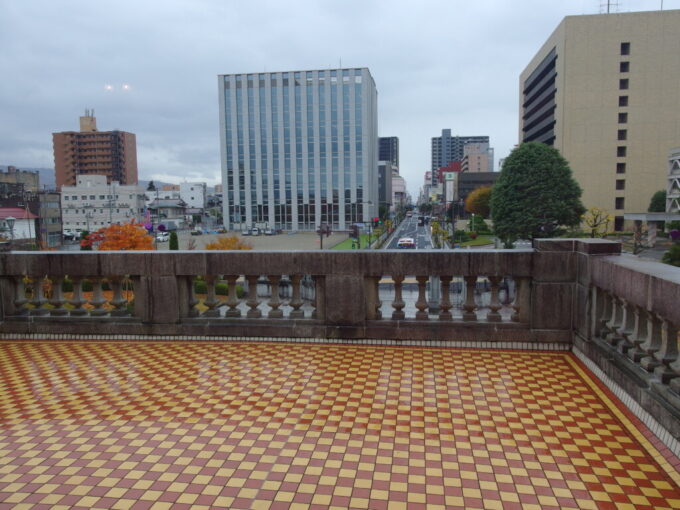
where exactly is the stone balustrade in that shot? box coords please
[0,248,577,342]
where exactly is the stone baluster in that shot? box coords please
[640,313,664,372]
[245,275,262,318]
[627,310,653,363]
[438,276,453,321]
[288,274,304,318]
[510,277,525,323]
[487,276,502,322]
[604,297,624,346]
[202,275,221,318]
[365,276,382,320]
[28,277,48,316]
[224,275,241,317]
[668,343,680,394]
[267,275,283,318]
[108,276,129,317]
[12,276,28,315]
[415,276,429,320]
[69,277,87,316]
[311,275,325,320]
[615,300,636,353]
[89,277,108,316]
[188,276,200,317]
[391,275,406,320]
[652,319,679,384]
[591,287,612,339]
[463,276,478,322]
[48,275,68,316]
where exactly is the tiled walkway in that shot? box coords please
[1,341,678,509]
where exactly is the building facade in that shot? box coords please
[0,166,40,193]
[520,9,680,230]
[61,175,145,232]
[53,112,138,190]
[668,147,680,213]
[461,143,494,173]
[431,130,489,184]
[37,192,62,248]
[378,161,396,214]
[179,182,207,210]
[378,136,399,168]
[218,68,379,231]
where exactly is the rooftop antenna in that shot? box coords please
[599,0,619,13]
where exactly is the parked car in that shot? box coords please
[190,229,203,236]
[264,228,274,235]
[156,232,170,242]
[241,228,252,236]
[251,227,261,236]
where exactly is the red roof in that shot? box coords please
[0,208,38,220]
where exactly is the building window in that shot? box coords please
[620,61,630,73]
[616,163,626,174]
[615,197,625,209]
[619,96,628,107]
[617,129,627,141]
[618,112,628,124]
[616,179,625,190]
[614,216,624,231]
[620,42,630,55]
[619,79,629,90]
[617,146,627,157]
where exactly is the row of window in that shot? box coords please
[615,43,630,211]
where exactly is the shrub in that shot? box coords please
[193,279,245,298]
[169,232,179,250]
[662,244,680,267]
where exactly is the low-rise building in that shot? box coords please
[61,175,145,233]
[180,183,206,210]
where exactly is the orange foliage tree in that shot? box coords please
[82,221,154,251]
[465,186,493,218]
[205,235,253,250]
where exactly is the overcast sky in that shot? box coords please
[1,0,677,196]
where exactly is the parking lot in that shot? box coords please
[155,229,349,250]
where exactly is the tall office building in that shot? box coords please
[520,10,680,230]
[431,130,489,184]
[53,112,138,190]
[218,68,378,231]
[379,136,399,168]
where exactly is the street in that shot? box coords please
[384,214,433,249]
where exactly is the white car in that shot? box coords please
[156,232,170,242]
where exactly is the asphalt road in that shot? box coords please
[384,215,433,249]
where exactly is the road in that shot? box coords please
[384,215,433,249]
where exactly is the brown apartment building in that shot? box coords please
[53,112,138,190]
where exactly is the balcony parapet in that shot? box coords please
[0,248,580,344]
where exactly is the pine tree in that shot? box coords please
[491,142,585,243]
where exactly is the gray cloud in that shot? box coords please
[1,0,677,193]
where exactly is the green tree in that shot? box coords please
[648,190,666,212]
[378,204,389,222]
[79,230,92,251]
[169,231,179,250]
[490,142,585,243]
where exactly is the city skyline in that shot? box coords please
[2,1,679,199]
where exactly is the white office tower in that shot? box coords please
[218,68,379,231]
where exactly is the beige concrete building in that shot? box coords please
[53,111,138,190]
[519,9,680,230]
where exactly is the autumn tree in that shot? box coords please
[83,222,155,251]
[465,186,492,218]
[205,235,253,250]
[583,207,613,238]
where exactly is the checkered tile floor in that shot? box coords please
[1,342,678,509]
